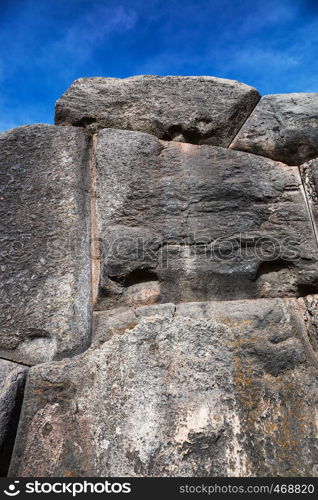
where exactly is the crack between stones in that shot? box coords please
[94,294,318,314]
[227,94,261,148]
[0,356,31,367]
[295,300,318,372]
[89,134,100,307]
[298,165,318,252]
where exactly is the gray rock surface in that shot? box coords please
[0,125,92,365]
[95,129,318,309]
[230,93,318,165]
[3,77,318,478]
[9,298,318,477]
[55,75,260,146]
[0,359,28,475]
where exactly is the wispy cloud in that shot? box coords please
[0,0,318,132]
[133,0,318,94]
[0,1,138,83]
[41,4,138,70]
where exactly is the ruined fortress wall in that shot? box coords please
[1,76,318,476]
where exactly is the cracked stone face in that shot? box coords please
[230,93,318,165]
[0,125,92,365]
[9,299,318,477]
[95,129,318,309]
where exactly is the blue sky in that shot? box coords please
[0,0,318,132]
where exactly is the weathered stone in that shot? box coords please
[95,129,318,309]
[92,303,176,346]
[301,158,318,232]
[93,307,138,345]
[134,303,176,321]
[230,93,318,165]
[298,294,318,354]
[3,77,318,479]
[0,359,28,475]
[9,298,318,477]
[0,125,92,365]
[55,75,260,146]
[298,160,318,354]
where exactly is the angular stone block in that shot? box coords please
[230,93,318,165]
[55,75,260,146]
[0,125,92,365]
[9,298,318,477]
[95,129,318,309]
[0,359,28,475]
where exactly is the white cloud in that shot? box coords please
[41,4,138,70]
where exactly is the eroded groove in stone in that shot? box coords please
[94,129,318,309]
[300,158,318,245]
[0,125,92,366]
[89,134,100,307]
[54,75,260,146]
[298,294,318,358]
[8,298,318,477]
[299,165,318,253]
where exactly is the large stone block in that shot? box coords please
[230,93,318,165]
[0,125,92,365]
[0,359,28,476]
[9,298,318,477]
[55,75,260,146]
[95,129,318,309]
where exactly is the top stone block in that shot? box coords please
[230,93,318,165]
[55,75,260,146]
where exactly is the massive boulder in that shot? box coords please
[95,129,318,309]
[2,75,318,478]
[9,298,318,477]
[55,75,260,146]
[230,93,318,165]
[0,359,28,476]
[0,125,92,365]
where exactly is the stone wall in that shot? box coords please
[1,75,318,477]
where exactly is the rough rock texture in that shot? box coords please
[301,158,318,234]
[0,359,28,476]
[9,299,318,477]
[95,129,318,309]
[0,125,92,365]
[300,294,318,353]
[230,93,318,165]
[55,75,260,146]
[3,76,318,478]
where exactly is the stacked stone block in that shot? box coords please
[1,75,318,476]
